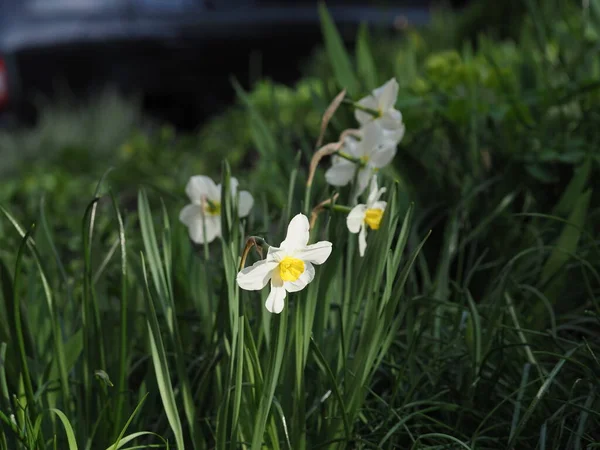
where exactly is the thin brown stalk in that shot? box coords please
[307,128,361,187]
[316,89,346,149]
[239,236,265,271]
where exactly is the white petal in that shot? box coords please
[343,135,361,158]
[284,262,315,293]
[180,204,220,243]
[382,126,405,148]
[236,259,278,291]
[179,204,202,226]
[266,246,286,263]
[347,205,367,233]
[353,167,373,203]
[372,201,387,211]
[237,190,254,218]
[369,144,396,169]
[377,78,399,112]
[280,214,310,252]
[185,175,220,203]
[265,284,287,314]
[366,176,386,206]
[229,177,239,196]
[366,176,379,205]
[380,110,404,133]
[188,214,221,244]
[358,224,368,257]
[354,95,378,126]
[358,122,383,157]
[325,159,356,187]
[294,241,332,265]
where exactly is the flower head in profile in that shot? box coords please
[325,122,396,199]
[179,175,254,244]
[355,78,405,138]
[236,214,332,314]
[346,176,387,257]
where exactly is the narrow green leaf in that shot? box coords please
[110,393,149,450]
[355,23,378,90]
[104,432,167,450]
[11,225,37,415]
[110,190,129,440]
[310,337,351,443]
[0,205,70,408]
[507,347,578,449]
[49,408,79,450]
[250,312,288,450]
[553,158,591,217]
[541,189,591,284]
[232,79,277,158]
[318,3,359,96]
[465,290,481,380]
[140,253,185,450]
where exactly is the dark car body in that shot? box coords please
[0,0,430,127]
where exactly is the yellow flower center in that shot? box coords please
[365,208,384,230]
[279,257,305,282]
[204,200,221,216]
[360,155,370,164]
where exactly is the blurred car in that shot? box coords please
[0,0,431,127]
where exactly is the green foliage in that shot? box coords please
[0,1,599,449]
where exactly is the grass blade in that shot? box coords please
[318,3,359,96]
[110,393,148,450]
[355,23,378,90]
[140,253,185,450]
[507,347,579,448]
[49,408,79,450]
[250,312,288,450]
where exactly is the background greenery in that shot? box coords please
[0,0,599,448]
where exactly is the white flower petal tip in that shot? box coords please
[295,241,332,265]
[236,260,278,291]
[265,285,287,314]
[325,160,356,187]
[238,190,254,217]
[185,175,220,203]
[358,225,367,257]
[281,213,310,251]
[237,214,333,314]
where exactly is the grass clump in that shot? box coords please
[0,1,599,449]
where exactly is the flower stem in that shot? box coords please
[332,205,352,213]
[343,98,381,118]
[337,152,364,166]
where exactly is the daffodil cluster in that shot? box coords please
[324,79,401,256]
[179,79,403,313]
[325,78,404,200]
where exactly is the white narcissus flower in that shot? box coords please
[355,78,405,140]
[179,175,254,244]
[236,214,332,314]
[324,121,396,199]
[346,175,387,257]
